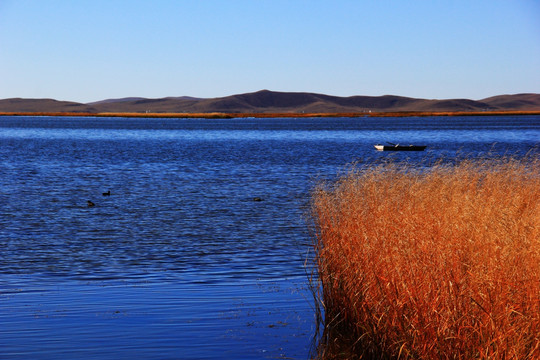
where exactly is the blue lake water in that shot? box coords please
[0,115,538,359]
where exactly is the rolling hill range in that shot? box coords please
[1,90,539,114]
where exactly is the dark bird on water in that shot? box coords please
[102,190,111,196]
[87,200,95,207]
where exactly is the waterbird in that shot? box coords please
[87,200,95,207]
[102,190,111,196]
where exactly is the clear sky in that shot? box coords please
[1,0,539,102]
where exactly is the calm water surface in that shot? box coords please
[0,116,538,359]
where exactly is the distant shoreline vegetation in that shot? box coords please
[1,110,540,118]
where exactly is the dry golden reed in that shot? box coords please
[310,157,539,359]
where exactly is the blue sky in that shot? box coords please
[1,0,539,102]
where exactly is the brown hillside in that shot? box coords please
[0,98,97,113]
[1,91,539,114]
[481,93,540,110]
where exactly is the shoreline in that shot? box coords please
[1,110,540,119]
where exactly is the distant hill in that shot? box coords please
[87,97,147,104]
[0,98,97,113]
[479,93,540,111]
[1,91,539,114]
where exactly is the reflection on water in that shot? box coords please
[1,276,311,359]
[0,115,538,359]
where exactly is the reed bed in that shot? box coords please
[310,157,539,359]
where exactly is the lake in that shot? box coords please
[0,115,538,359]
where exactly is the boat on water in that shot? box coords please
[374,143,427,151]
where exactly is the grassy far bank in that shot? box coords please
[1,111,540,118]
[310,157,539,359]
